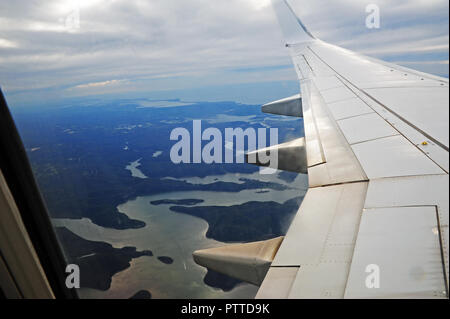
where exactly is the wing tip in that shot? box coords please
[271,0,316,44]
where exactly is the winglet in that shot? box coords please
[271,0,316,45]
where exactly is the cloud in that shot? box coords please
[0,0,448,106]
[0,38,18,48]
[397,60,449,65]
[73,79,127,89]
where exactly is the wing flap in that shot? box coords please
[301,78,368,187]
[258,182,368,298]
[256,267,299,299]
[345,206,447,298]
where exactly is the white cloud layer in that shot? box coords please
[0,0,448,106]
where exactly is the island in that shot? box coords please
[129,290,152,299]
[277,170,298,183]
[55,227,153,290]
[170,196,303,242]
[157,256,174,264]
[150,199,204,206]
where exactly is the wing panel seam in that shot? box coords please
[307,45,449,172]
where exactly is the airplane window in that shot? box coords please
[6,92,306,299]
[1,1,306,299]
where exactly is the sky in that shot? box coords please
[0,0,448,107]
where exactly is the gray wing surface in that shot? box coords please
[257,0,448,299]
[194,0,449,299]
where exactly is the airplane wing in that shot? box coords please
[194,0,449,299]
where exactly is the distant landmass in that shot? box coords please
[129,290,152,299]
[55,227,154,290]
[170,197,303,242]
[277,171,298,183]
[157,256,174,264]
[15,99,305,298]
[16,100,302,231]
[151,199,204,206]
